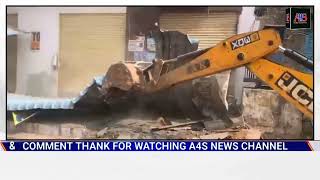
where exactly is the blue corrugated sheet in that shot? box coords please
[7,76,105,111]
[7,94,74,111]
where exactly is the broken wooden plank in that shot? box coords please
[151,121,201,131]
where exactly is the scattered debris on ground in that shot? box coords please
[7,109,268,139]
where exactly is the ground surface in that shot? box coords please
[7,109,263,140]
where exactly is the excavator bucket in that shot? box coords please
[101,61,232,129]
[100,30,234,130]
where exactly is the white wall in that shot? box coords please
[16,8,59,97]
[0,4,6,138]
[237,7,259,33]
[8,7,126,97]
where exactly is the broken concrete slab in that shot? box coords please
[203,120,228,131]
[232,129,262,139]
[200,132,230,139]
[96,127,109,138]
[242,88,307,139]
[157,117,172,126]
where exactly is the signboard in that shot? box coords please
[31,32,40,50]
[128,36,145,52]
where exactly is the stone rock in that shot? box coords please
[203,120,227,131]
[242,88,304,139]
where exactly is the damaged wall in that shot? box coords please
[242,88,308,139]
[126,7,252,116]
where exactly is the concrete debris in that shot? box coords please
[200,128,261,140]
[232,129,262,139]
[96,127,109,138]
[203,120,229,131]
[158,117,172,126]
[199,132,231,140]
[5,110,272,140]
[151,121,201,132]
[101,63,142,94]
[101,60,232,127]
[242,88,309,139]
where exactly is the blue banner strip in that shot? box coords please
[1,141,312,151]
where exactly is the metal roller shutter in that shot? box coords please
[160,12,238,49]
[59,13,126,97]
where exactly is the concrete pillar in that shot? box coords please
[227,7,257,115]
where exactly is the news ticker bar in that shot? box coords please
[0,141,319,151]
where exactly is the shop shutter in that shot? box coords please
[160,12,238,49]
[59,13,126,96]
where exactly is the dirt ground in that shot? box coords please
[8,132,66,139]
[7,109,264,140]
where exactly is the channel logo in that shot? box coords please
[294,13,308,24]
[286,8,311,29]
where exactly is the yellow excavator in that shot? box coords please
[101,28,313,123]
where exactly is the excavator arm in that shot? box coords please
[247,58,313,118]
[102,29,313,118]
[142,29,282,92]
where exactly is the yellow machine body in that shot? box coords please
[103,29,313,118]
[247,59,313,118]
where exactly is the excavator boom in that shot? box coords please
[247,58,313,118]
[102,28,313,118]
[143,29,282,92]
